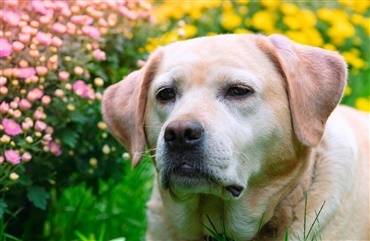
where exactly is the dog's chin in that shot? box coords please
[160,164,245,201]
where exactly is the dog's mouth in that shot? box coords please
[162,162,244,198]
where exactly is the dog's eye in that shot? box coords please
[226,86,253,98]
[157,88,176,102]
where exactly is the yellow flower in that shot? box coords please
[300,10,317,28]
[344,86,352,96]
[234,28,250,34]
[355,97,370,112]
[283,15,300,30]
[89,158,98,167]
[328,20,355,45]
[317,8,332,22]
[351,14,364,25]
[251,10,276,33]
[221,12,242,31]
[261,0,282,9]
[182,25,198,38]
[97,121,107,130]
[352,1,370,14]
[323,43,336,51]
[285,31,308,45]
[303,28,323,47]
[280,3,298,15]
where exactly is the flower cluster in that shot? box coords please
[146,0,370,111]
[0,0,152,214]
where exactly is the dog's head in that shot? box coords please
[102,34,346,200]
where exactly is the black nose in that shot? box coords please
[164,119,204,150]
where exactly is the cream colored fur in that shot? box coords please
[102,34,369,240]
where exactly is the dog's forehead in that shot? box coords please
[161,34,264,66]
[153,34,276,88]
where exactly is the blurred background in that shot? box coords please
[0,1,368,240]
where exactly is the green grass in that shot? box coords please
[44,158,154,241]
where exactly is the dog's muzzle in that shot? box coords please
[161,119,244,198]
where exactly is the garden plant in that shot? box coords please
[0,0,369,241]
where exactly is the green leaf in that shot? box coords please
[0,198,7,219]
[26,186,50,210]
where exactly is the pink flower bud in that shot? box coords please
[35,120,47,131]
[48,141,61,156]
[36,31,52,46]
[41,95,51,105]
[19,99,32,110]
[51,36,63,47]
[0,38,12,57]
[43,134,52,142]
[21,152,32,162]
[18,33,31,43]
[82,26,100,39]
[58,71,70,82]
[71,15,86,24]
[13,110,21,119]
[73,80,88,98]
[54,89,64,97]
[22,121,31,131]
[93,49,106,61]
[19,67,36,78]
[0,102,9,114]
[36,66,48,76]
[0,156,4,164]
[33,109,45,120]
[10,101,18,109]
[52,22,67,34]
[0,86,8,95]
[74,66,84,75]
[12,41,25,52]
[27,88,43,101]
[0,77,7,86]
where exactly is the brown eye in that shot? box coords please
[226,86,253,97]
[157,88,176,102]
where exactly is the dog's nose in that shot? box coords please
[164,119,204,150]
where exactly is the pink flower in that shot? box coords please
[49,141,61,156]
[33,109,45,119]
[93,49,106,61]
[36,32,52,46]
[12,41,25,52]
[3,10,20,27]
[27,88,43,101]
[19,67,36,78]
[19,99,32,110]
[71,15,86,24]
[0,156,4,165]
[73,80,89,98]
[21,152,32,162]
[22,121,31,131]
[2,119,22,136]
[58,71,70,82]
[51,36,63,47]
[0,38,12,57]
[82,26,100,39]
[52,23,67,34]
[5,150,21,165]
[35,120,47,131]
[0,77,7,86]
[54,1,68,11]
[32,0,47,15]
[18,33,31,43]
[41,95,51,105]
[36,66,48,76]
[0,102,9,114]
[118,6,137,20]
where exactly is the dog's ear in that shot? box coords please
[264,34,347,147]
[102,50,163,168]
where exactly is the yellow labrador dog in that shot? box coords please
[102,34,369,240]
